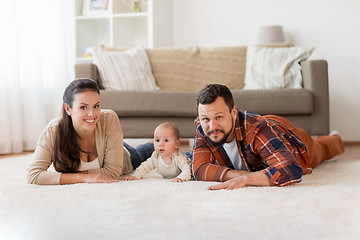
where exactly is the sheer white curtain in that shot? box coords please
[0,0,75,154]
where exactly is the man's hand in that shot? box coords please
[209,171,271,190]
[208,175,248,190]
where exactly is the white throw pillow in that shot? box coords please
[88,45,158,91]
[244,46,315,89]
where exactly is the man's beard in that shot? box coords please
[205,118,234,147]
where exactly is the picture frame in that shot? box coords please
[82,0,110,15]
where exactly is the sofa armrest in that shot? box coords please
[301,60,329,135]
[74,63,102,87]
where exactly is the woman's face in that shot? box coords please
[65,90,100,135]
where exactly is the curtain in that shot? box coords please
[0,0,75,154]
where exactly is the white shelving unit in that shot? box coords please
[75,0,173,62]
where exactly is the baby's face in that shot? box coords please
[153,126,180,159]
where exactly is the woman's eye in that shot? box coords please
[94,105,100,109]
[80,106,86,110]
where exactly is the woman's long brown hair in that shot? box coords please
[53,79,100,173]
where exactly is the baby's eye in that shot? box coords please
[155,139,160,142]
[165,139,169,142]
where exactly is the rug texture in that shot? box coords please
[0,153,359,240]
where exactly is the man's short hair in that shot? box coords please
[197,84,234,112]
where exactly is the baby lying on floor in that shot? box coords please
[124,122,191,182]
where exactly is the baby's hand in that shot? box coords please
[171,178,183,183]
[123,176,139,181]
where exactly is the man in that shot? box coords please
[192,84,344,190]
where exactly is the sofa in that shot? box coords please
[75,45,329,139]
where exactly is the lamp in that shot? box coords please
[257,25,285,45]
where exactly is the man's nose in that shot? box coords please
[209,120,218,130]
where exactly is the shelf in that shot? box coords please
[76,15,111,20]
[113,12,148,18]
[74,0,173,61]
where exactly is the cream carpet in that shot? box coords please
[0,152,359,240]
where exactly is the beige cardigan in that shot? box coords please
[27,109,133,185]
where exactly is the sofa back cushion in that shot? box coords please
[145,46,247,92]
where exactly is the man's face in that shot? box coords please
[198,97,237,146]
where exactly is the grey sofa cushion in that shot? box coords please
[232,89,313,115]
[100,88,313,117]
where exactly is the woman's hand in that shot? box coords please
[123,176,140,181]
[171,178,183,183]
[83,173,119,183]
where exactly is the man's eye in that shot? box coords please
[216,116,223,119]
[202,118,209,122]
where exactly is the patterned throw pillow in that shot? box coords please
[244,46,315,89]
[87,45,158,91]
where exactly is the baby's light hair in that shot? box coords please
[156,122,180,140]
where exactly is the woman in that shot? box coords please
[27,79,153,185]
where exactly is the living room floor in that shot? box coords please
[1,142,359,240]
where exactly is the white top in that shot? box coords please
[131,150,191,181]
[78,157,101,171]
[223,139,243,170]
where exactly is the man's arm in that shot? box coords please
[248,122,304,187]
[209,122,304,189]
[192,133,230,182]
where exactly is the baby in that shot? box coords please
[124,122,191,182]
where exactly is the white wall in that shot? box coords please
[172,0,360,141]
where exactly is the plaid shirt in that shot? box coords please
[192,109,308,186]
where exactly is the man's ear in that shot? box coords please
[64,103,71,116]
[231,105,237,118]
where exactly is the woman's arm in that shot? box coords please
[59,172,118,184]
[28,143,118,185]
[27,128,62,185]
